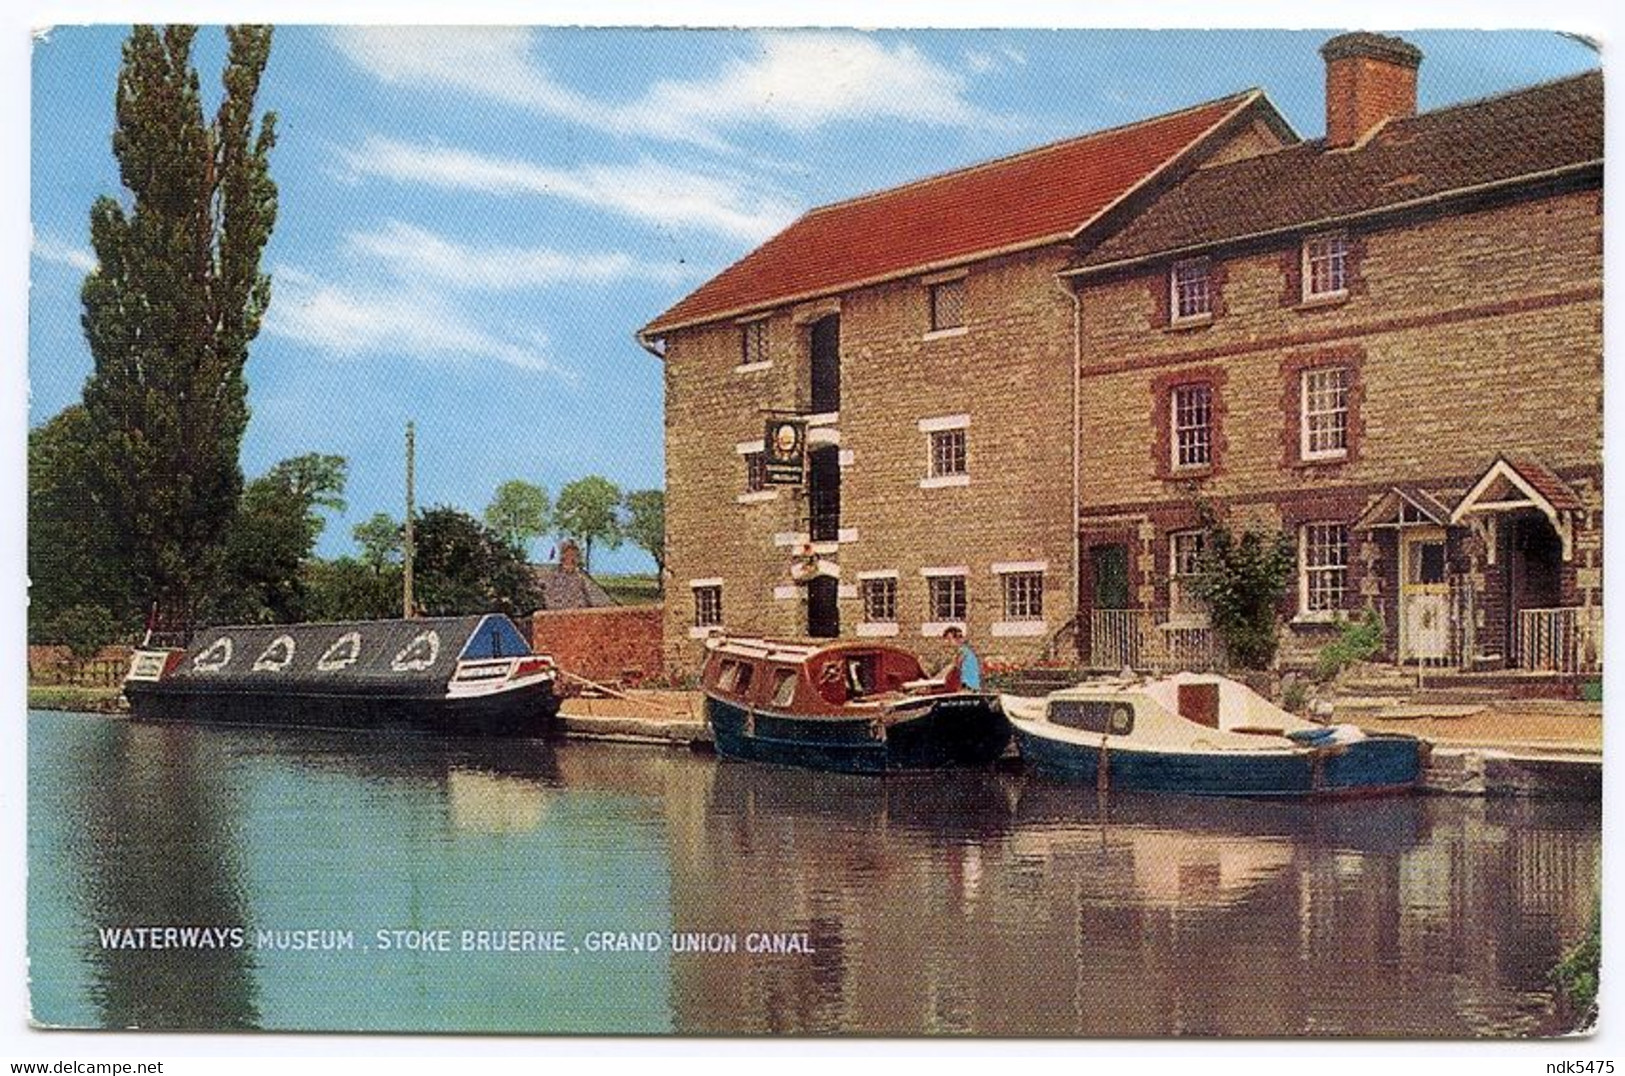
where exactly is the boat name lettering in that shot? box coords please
[455,663,510,681]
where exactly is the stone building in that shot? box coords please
[641,32,1602,679]
[639,89,1297,672]
[1063,35,1603,675]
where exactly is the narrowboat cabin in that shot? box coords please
[699,635,1010,774]
[123,614,560,736]
[1005,671,1426,798]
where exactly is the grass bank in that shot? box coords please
[28,684,125,714]
[597,573,661,605]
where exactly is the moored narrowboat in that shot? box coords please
[1005,671,1426,798]
[123,614,560,736]
[699,635,1010,774]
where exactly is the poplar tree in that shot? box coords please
[80,25,278,626]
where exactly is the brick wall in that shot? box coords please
[1074,186,1603,657]
[1077,188,1602,513]
[530,606,665,685]
[661,245,1078,674]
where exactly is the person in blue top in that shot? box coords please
[940,626,983,691]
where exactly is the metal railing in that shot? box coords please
[1088,609,1218,672]
[1516,606,1602,675]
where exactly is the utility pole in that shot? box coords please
[403,421,415,619]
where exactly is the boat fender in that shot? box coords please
[869,717,887,742]
[744,709,755,738]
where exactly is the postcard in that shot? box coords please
[22,22,1603,1042]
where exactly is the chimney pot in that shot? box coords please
[1320,32,1423,148]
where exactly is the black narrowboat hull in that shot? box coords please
[705,692,1010,774]
[124,678,561,738]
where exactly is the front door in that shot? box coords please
[1091,544,1130,610]
[1399,530,1449,662]
[807,575,839,638]
[1087,543,1132,668]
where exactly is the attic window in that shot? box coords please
[739,319,770,369]
[1303,233,1349,300]
[928,278,965,332]
[1171,258,1213,322]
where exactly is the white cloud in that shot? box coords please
[344,221,691,290]
[264,264,571,379]
[329,27,1004,149]
[339,137,799,243]
[31,234,95,273]
[630,33,1001,143]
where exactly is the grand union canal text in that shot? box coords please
[97,926,815,956]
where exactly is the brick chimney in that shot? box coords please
[1320,32,1423,148]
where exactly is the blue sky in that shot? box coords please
[28,26,1599,572]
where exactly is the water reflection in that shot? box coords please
[28,713,1600,1038]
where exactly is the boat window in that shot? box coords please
[733,662,754,697]
[771,668,799,708]
[1048,699,1135,736]
[717,660,742,693]
[845,656,877,699]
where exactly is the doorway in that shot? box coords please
[1399,529,1449,663]
[808,446,841,543]
[807,575,839,638]
[1090,544,1130,610]
[1505,513,1564,658]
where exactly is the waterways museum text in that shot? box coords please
[96,927,816,955]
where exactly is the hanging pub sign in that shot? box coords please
[764,418,807,485]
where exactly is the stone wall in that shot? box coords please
[661,245,1079,674]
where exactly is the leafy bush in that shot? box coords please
[1313,610,1385,681]
[1553,901,1600,1027]
[50,604,123,665]
[1188,504,1297,670]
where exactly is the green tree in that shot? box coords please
[555,476,623,570]
[79,25,278,626]
[484,479,551,558]
[412,506,540,616]
[303,557,400,622]
[27,405,136,640]
[621,488,665,586]
[214,455,346,623]
[1189,503,1297,670]
[352,512,403,572]
[50,604,125,681]
[265,454,347,527]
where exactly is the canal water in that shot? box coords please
[27,710,1600,1038]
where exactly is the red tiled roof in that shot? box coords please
[642,92,1262,337]
[1500,455,1583,512]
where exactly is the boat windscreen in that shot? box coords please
[460,615,532,660]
